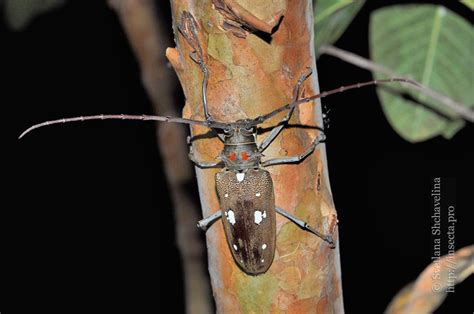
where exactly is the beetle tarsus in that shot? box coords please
[276,207,336,248]
[197,210,222,231]
[324,235,336,249]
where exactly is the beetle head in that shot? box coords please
[221,120,261,171]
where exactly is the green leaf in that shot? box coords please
[460,0,474,11]
[370,5,474,142]
[4,0,66,31]
[314,0,365,55]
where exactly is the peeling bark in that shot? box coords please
[168,0,343,312]
[212,0,283,37]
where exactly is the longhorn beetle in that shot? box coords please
[19,14,420,275]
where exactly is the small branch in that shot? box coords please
[319,44,474,123]
[319,44,396,77]
[385,245,474,314]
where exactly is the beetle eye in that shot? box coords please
[229,152,236,161]
[241,152,248,160]
[223,127,234,137]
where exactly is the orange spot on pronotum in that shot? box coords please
[241,152,248,160]
[229,151,236,161]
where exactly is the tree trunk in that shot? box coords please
[167,0,343,312]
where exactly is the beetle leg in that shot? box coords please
[258,105,295,153]
[200,60,213,122]
[189,146,225,169]
[197,210,222,231]
[189,50,214,123]
[187,132,225,144]
[275,207,335,248]
[258,68,312,153]
[261,132,325,167]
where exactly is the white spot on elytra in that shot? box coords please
[236,172,245,182]
[226,210,236,225]
[233,244,238,251]
[254,210,267,225]
[224,193,229,198]
[256,192,261,197]
[261,259,265,263]
[262,244,267,250]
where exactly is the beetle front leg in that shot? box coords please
[261,132,326,167]
[197,210,222,231]
[258,68,313,153]
[188,146,224,169]
[276,207,335,248]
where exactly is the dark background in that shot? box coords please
[8,0,472,312]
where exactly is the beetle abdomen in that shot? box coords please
[216,168,276,275]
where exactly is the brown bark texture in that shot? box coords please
[168,0,343,312]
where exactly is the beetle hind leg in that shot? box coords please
[197,210,222,231]
[276,207,335,248]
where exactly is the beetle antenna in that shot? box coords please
[18,114,219,139]
[252,77,421,125]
